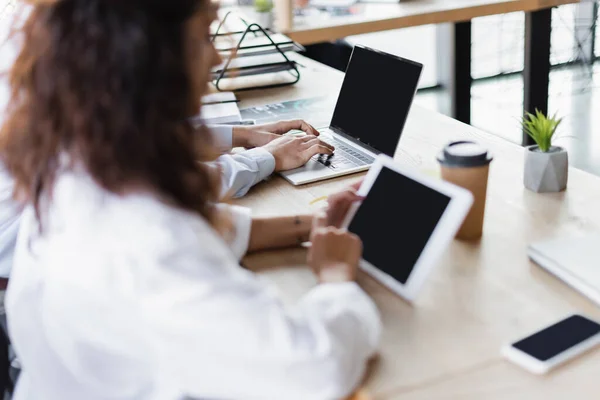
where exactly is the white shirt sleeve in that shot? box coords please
[144,235,382,400]
[207,125,233,153]
[206,125,276,199]
[215,148,276,199]
[214,203,252,260]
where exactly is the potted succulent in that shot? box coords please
[522,109,567,193]
[254,0,274,29]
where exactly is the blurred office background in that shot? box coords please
[2,1,600,175]
[347,2,600,175]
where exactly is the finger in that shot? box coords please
[328,201,352,228]
[350,180,363,191]
[279,119,320,136]
[305,144,333,157]
[328,190,362,227]
[299,120,319,136]
[329,189,361,207]
[348,232,362,249]
[328,190,354,207]
[273,120,317,136]
[302,138,335,151]
[347,233,363,260]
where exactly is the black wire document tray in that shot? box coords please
[211,12,303,91]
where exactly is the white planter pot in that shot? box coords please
[524,145,568,193]
[254,11,274,29]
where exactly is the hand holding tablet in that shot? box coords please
[340,154,473,301]
[322,185,364,228]
[309,215,362,284]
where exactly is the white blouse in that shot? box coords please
[0,164,21,278]
[0,125,273,279]
[6,169,381,400]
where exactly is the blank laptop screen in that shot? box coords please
[348,166,451,284]
[330,46,422,157]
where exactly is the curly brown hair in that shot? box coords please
[0,0,220,226]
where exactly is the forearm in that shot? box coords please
[232,126,251,148]
[248,214,312,252]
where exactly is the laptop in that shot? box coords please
[280,45,423,185]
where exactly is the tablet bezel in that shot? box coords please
[341,154,474,302]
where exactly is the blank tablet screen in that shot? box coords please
[348,167,451,284]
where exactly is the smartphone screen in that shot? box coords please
[512,315,600,361]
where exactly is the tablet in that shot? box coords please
[342,154,473,301]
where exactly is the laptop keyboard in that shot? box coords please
[315,136,375,169]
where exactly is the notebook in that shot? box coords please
[528,233,600,306]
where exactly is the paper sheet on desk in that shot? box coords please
[200,92,241,125]
[240,97,336,127]
[202,92,237,104]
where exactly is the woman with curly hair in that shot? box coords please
[0,1,381,399]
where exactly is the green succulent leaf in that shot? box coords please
[254,0,273,12]
[521,108,562,153]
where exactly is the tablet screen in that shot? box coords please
[348,166,451,284]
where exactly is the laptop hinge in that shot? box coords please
[329,126,382,155]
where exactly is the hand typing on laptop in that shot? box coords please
[230,119,335,172]
[232,119,321,148]
[263,134,334,171]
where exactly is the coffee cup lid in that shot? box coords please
[437,141,493,168]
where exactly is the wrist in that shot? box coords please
[318,263,356,283]
[293,215,312,245]
[232,126,251,148]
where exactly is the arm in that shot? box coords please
[206,123,333,199]
[142,225,381,400]
[230,120,321,149]
[214,149,275,199]
[207,125,268,152]
[211,136,334,199]
[207,120,319,152]
[248,214,312,252]
[41,208,380,400]
[215,205,312,258]
[208,117,276,200]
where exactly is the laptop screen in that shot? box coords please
[330,46,422,157]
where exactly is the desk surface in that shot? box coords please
[234,54,600,398]
[228,0,580,45]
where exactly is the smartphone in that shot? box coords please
[502,314,600,374]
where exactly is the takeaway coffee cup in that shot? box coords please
[437,141,493,240]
